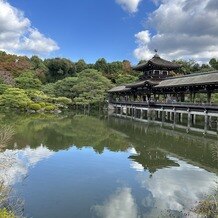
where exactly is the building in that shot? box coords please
[108,54,218,104]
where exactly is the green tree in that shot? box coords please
[15,71,42,90]
[53,77,78,99]
[94,58,108,73]
[0,88,32,109]
[115,74,138,85]
[209,58,218,70]
[75,59,87,73]
[44,58,76,82]
[72,69,113,105]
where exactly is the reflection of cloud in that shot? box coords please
[93,187,138,218]
[137,156,217,216]
[0,145,54,186]
[130,162,144,172]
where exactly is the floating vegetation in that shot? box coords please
[0,125,15,149]
[193,191,218,218]
[212,143,218,163]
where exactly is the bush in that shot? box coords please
[0,88,32,109]
[45,105,56,111]
[38,102,46,108]
[55,97,72,105]
[28,103,42,111]
[0,208,14,218]
[0,84,10,95]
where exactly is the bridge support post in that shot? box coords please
[173,108,176,129]
[161,108,165,127]
[121,106,123,116]
[187,109,191,133]
[140,109,143,119]
[204,110,208,135]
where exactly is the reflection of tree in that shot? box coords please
[108,117,218,174]
[1,113,132,153]
[0,125,15,149]
[129,149,179,174]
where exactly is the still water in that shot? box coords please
[0,113,217,218]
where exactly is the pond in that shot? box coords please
[0,112,217,218]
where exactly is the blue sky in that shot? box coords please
[1,0,218,63]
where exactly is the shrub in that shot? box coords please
[0,208,14,218]
[28,103,42,111]
[38,102,46,108]
[45,105,56,111]
[55,97,72,105]
[0,88,32,109]
[0,84,10,95]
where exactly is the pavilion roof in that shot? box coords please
[155,71,218,88]
[108,85,131,93]
[133,54,181,71]
[126,79,160,88]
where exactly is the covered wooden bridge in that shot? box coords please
[108,54,218,135]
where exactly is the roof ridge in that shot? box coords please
[165,71,218,80]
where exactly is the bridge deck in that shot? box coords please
[110,101,218,112]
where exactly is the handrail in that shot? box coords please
[110,101,218,107]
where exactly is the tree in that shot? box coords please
[44,58,76,82]
[75,59,87,73]
[94,58,108,73]
[15,71,42,90]
[209,58,218,70]
[72,69,113,105]
[115,74,138,85]
[0,88,32,109]
[53,77,78,99]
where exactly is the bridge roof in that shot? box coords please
[108,85,131,93]
[126,79,160,88]
[155,71,218,88]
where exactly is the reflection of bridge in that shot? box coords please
[107,116,218,174]
[110,101,218,135]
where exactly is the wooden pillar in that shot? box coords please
[161,108,165,126]
[121,106,123,116]
[180,113,183,123]
[170,111,173,121]
[193,114,196,125]
[187,109,191,132]
[204,110,208,135]
[173,108,176,128]
[131,106,133,119]
[181,93,185,102]
[140,109,143,119]
[207,92,211,104]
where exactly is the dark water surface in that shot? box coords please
[0,113,217,218]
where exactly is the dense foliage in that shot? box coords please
[0,50,218,112]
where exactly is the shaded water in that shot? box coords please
[0,113,217,218]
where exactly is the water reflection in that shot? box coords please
[135,157,217,217]
[0,145,54,186]
[93,187,138,218]
[0,113,217,217]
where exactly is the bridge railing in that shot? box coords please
[110,100,218,110]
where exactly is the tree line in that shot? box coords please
[0,50,218,111]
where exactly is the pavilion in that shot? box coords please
[108,54,218,104]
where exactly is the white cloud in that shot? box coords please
[116,0,142,13]
[0,0,59,55]
[134,0,218,62]
[92,187,138,218]
[136,156,217,216]
[0,145,54,186]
